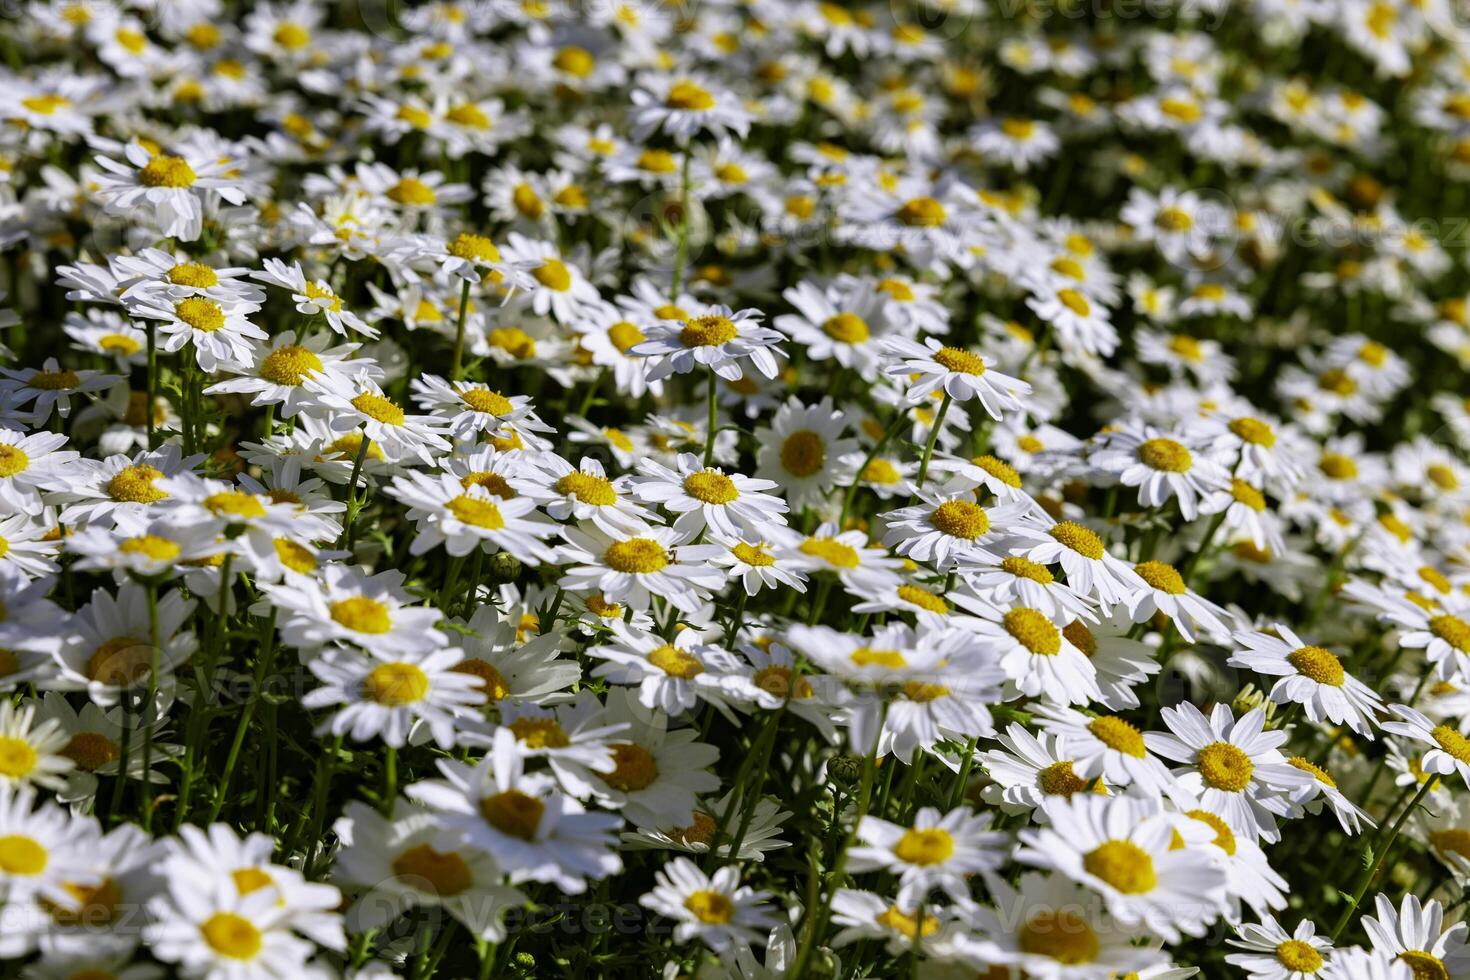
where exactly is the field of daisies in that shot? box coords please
[12,0,1470,978]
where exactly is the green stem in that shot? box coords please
[1330,777,1434,941]
[338,430,372,550]
[450,278,472,380]
[704,365,718,467]
[670,150,692,298]
[1179,510,1226,589]
[839,412,908,528]
[913,392,952,494]
[208,609,277,824]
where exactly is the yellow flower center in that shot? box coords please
[1198,741,1254,792]
[28,369,80,390]
[204,491,266,521]
[665,80,716,110]
[780,431,826,477]
[0,445,29,480]
[897,583,947,612]
[533,259,571,291]
[897,196,946,227]
[932,346,986,375]
[1319,453,1358,480]
[1137,437,1192,472]
[479,790,544,840]
[602,742,659,791]
[876,904,940,939]
[448,233,500,264]
[118,535,180,561]
[0,834,46,876]
[139,155,197,188]
[1287,756,1336,787]
[648,644,703,679]
[971,454,1022,487]
[1057,289,1091,316]
[679,314,738,347]
[1432,725,1470,765]
[392,843,472,896]
[509,717,570,750]
[446,103,491,128]
[447,495,505,529]
[61,732,119,772]
[822,313,870,343]
[387,177,436,206]
[259,345,323,386]
[1399,951,1447,980]
[684,470,739,504]
[1083,839,1156,894]
[452,659,511,700]
[1135,560,1186,594]
[0,737,35,778]
[302,281,342,312]
[1431,828,1470,862]
[1287,645,1345,687]
[732,542,774,567]
[800,536,859,569]
[98,333,142,356]
[168,262,218,287]
[1429,464,1460,491]
[273,21,311,49]
[929,499,989,539]
[1274,940,1323,972]
[1050,521,1104,559]
[552,46,596,77]
[512,183,544,219]
[638,149,679,173]
[604,538,668,574]
[1156,206,1193,231]
[1038,760,1090,797]
[555,472,618,506]
[22,93,70,114]
[351,392,406,425]
[330,596,391,634]
[1230,479,1266,511]
[86,636,150,686]
[684,890,734,924]
[363,663,429,706]
[1004,607,1061,655]
[1431,615,1470,653]
[273,539,316,573]
[1017,909,1099,965]
[175,297,225,332]
[893,828,955,865]
[1088,716,1146,757]
[605,320,646,353]
[200,912,262,960]
[850,647,906,669]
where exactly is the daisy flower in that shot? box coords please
[1089,423,1231,521]
[1228,625,1384,736]
[498,233,601,324]
[849,806,1008,907]
[1032,702,1175,798]
[783,525,906,595]
[556,522,724,615]
[261,565,447,655]
[92,140,247,241]
[633,304,785,383]
[385,472,556,562]
[125,291,266,373]
[1018,793,1228,941]
[538,455,654,535]
[586,620,748,716]
[881,494,1031,570]
[58,583,198,707]
[450,607,580,708]
[1361,894,1470,980]
[1123,560,1234,642]
[754,397,859,509]
[1146,703,1312,841]
[1381,704,1470,789]
[630,453,788,539]
[630,75,752,143]
[708,532,809,597]
[1226,916,1334,980]
[960,871,1168,979]
[406,729,622,895]
[638,857,777,954]
[880,336,1032,420]
[959,598,1102,706]
[0,358,117,425]
[252,257,373,337]
[203,330,375,419]
[979,723,1111,814]
[1005,518,1147,606]
[302,645,487,749]
[0,700,72,792]
[304,373,452,466]
[409,374,551,442]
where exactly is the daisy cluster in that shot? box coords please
[5,0,1470,978]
